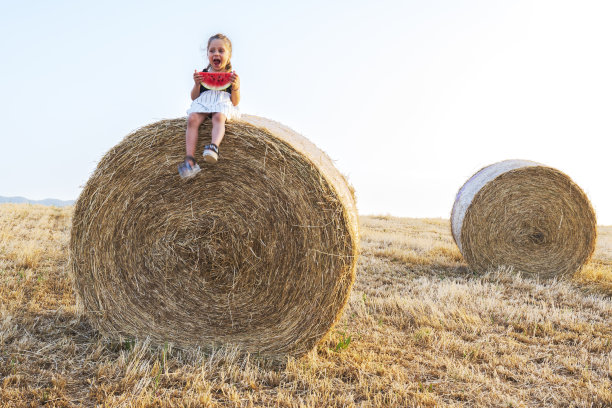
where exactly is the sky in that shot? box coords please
[1,0,611,224]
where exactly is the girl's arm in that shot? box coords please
[191,70,202,100]
[230,72,240,106]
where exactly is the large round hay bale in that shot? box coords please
[451,160,596,278]
[70,116,358,358]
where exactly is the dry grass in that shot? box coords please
[1,204,611,407]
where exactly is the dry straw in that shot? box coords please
[451,160,596,278]
[69,116,359,358]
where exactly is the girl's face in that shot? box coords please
[208,39,230,71]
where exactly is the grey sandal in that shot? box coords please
[178,155,201,179]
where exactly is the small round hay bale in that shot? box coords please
[70,116,358,358]
[451,160,596,278]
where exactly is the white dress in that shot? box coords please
[186,70,241,121]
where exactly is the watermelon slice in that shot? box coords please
[200,72,232,91]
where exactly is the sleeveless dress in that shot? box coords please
[186,68,241,121]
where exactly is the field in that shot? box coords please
[1,203,611,407]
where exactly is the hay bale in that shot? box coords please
[69,116,358,358]
[451,160,596,278]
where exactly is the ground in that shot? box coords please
[0,204,611,407]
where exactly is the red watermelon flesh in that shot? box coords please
[200,72,232,91]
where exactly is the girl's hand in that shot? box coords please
[193,69,203,85]
[230,71,240,91]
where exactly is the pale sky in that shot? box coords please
[1,0,611,224]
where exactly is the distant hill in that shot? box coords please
[0,196,75,207]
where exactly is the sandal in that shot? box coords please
[178,155,201,179]
[203,144,219,164]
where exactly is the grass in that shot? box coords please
[0,203,611,407]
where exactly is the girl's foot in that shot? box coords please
[203,144,219,164]
[178,156,201,179]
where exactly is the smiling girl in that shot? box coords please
[179,33,241,179]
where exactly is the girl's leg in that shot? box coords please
[210,113,227,147]
[185,113,208,163]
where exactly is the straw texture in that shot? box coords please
[451,160,596,278]
[69,116,358,358]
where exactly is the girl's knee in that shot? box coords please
[212,113,227,124]
[187,113,206,127]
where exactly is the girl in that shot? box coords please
[178,33,241,179]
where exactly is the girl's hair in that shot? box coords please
[205,33,233,72]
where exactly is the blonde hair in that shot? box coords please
[205,33,233,72]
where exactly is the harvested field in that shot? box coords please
[1,203,611,407]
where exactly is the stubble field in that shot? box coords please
[0,203,611,407]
